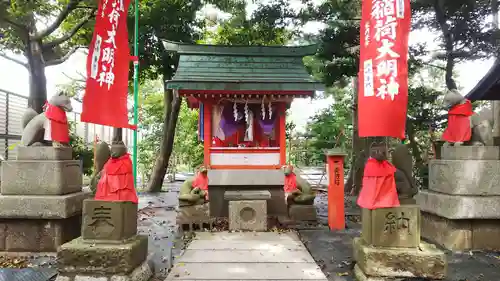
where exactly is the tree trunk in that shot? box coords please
[491,0,500,145]
[112,128,123,142]
[433,0,457,91]
[345,77,365,195]
[26,40,48,114]
[146,88,182,192]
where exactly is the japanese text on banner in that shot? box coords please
[82,0,134,129]
[357,0,411,139]
[365,0,406,101]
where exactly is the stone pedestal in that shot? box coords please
[56,200,153,281]
[176,203,213,232]
[288,204,317,222]
[0,147,88,253]
[225,190,270,231]
[418,146,500,250]
[353,205,447,280]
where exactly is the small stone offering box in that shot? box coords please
[82,199,137,242]
[361,204,421,248]
[225,190,271,231]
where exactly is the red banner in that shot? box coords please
[358,0,411,139]
[81,0,135,129]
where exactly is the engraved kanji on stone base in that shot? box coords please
[362,204,420,248]
[82,199,137,242]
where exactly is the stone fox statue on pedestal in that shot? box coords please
[442,89,493,146]
[20,91,73,147]
[179,166,209,206]
[283,165,316,205]
[391,144,418,203]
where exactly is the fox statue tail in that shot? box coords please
[21,108,39,130]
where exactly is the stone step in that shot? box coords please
[187,239,304,250]
[165,262,327,280]
[192,231,301,242]
[178,249,315,263]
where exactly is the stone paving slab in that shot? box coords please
[166,263,327,280]
[165,231,326,281]
[193,231,301,242]
[178,249,315,263]
[187,239,304,250]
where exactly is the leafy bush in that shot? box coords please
[68,121,94,176]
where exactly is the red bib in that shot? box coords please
[442,100,473,143]
[357,158,400,210]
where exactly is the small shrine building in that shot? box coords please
[163,41,324,217]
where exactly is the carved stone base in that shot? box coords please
[16,146,73,161]
[82,199,137,242]
[353,237,446,280]
[57,235,148,275]
[176,203,210,224]
[288,204,317,222]
[421,211,500,251]
[1,160,83,195]
[428,159,500,195]
[361,205,420,248]
[0,215,81,252]
[55,253,153,281]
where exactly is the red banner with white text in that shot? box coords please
[81,0,136,129]
[358,0,411,139]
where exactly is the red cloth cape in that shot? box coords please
[442,100,473,143]
[44,103,70,143]
[284,172,298,193]
[357,158,400,210]
[192,173,209,200]
[95,154,138,204]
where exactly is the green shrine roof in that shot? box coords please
[162,40,324,94]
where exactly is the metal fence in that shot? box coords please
[0,89,137,160]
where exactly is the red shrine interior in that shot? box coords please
[181,90,313,170]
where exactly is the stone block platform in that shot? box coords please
[419,150,500,250]
[353,237,446,280]
[1,160,83,195]
[56,200,153,281]
[57,235,148,275]
[165,231,327,280]
[0,192,89,252]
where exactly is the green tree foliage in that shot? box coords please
[68,121,94,176]
[304,90,353,167]
[138,86,203,181]
[0,0,97,113]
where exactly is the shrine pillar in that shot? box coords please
[278,103,286,165]
[203,102,212,166]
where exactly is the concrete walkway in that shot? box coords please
[165,231,328,280]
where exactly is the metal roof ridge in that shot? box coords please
[162,40,318,57]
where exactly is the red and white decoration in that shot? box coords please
[358,0,411,139]
[82,0,135,129]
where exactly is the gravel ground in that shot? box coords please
[3,183,500,281]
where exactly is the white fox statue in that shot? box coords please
[20,91,73,147]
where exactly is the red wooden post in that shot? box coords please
[278,103,286,165]
[326,150,347,230]
[203,102,212,166]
